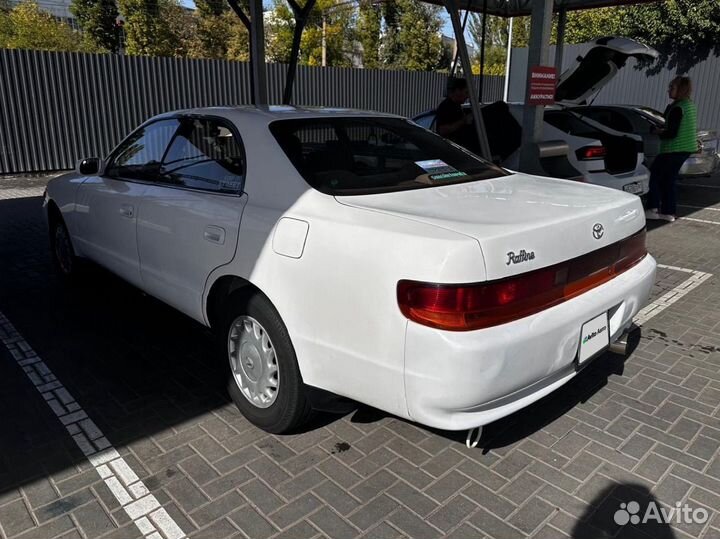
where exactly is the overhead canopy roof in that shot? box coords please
[424,0,660,16]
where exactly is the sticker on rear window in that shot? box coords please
[415,160,467,182]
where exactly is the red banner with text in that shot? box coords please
[528,66,557,105]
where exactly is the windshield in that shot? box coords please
[635,107,666,126]
[269,117,506,196]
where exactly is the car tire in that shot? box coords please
[220,290,312,434]
[49,213,79,279]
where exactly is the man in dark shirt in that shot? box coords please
[435,77,479,152]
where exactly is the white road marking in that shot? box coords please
[633,264,713,326]
[0,311,188,539]
[678,204,720,212]
[682,183,720,189]
[679,217,720,225]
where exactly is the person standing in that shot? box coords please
[645,76,698,222]
[435,77,479,153]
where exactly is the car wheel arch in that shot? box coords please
[46,199,62,224]
[206,276,283,333]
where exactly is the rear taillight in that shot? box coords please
[397,229,647,331]
[576,146,607,160]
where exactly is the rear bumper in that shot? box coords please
[403,254,656,431]
[584,169,650,196]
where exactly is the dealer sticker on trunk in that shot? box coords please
[578,312,609,364]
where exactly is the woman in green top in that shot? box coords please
[645,76,698,223]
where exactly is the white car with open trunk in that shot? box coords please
[44,106,656,436]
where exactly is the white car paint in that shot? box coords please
[45,106,656,431]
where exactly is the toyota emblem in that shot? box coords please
[592,223,604,240]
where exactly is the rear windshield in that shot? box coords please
[544,111,600,138]
[269,117,507,195]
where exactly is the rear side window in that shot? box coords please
[161,118,245,194]
[106,119,180,181]
[579,109,633,133]
[269,117,506,196]
[414,113,436,130]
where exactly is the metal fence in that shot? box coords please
[0,49,504,175]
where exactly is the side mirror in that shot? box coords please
[77,157,100,175]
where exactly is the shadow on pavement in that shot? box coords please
[0,196,348,497]
[572,484,677,539]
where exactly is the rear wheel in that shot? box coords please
[220,290,311,433]
[49,214,78,279]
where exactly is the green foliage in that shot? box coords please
[266,0,354,67]
[357,0,380,69]
[468,13,511,76]
[551,7,623,45]
[70,0,120,52]
[618,0,720,73]
[117,0,193,57]
[0,1,95,52]
[393,0,443,71]
[378,0,443,71]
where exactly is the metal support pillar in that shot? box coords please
[444,0,492,161]
[519,0,554,172]
[478,0,488,102]
[554,8,567,74]
[450,9,470,77]
[503,17,513,101]
[249,0,268,105]
[283,0,317,104]
[227,0,253,102]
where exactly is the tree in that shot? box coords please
[379,0,401,67]
[189,0,232,59]
[117,0,193,57]
[550,7,622,45]
[0,1,94,52]
[619,0,720,74]
[396,0,443,71]
[265,0,354,67]
[380,0,443,71]
[224,13,250,62]
[357,0,380,69]
[468,13,509,75]
[70,0,121,52]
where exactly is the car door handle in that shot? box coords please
[120,204,134,218]
[204,226,226,245]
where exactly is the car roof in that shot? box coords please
[149,105,402,127]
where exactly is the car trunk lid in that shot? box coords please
[336,173,645,281]
[556,37,659,105]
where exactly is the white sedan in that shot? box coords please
[44,106,656,435]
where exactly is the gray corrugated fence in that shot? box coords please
[0,49,504,175]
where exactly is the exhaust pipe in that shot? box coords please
[608,331,630,355]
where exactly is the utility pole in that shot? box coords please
[322,12,327,67]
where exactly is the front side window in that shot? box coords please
[270,117,506,196]
[160,118,245,194]
[106,119,180,180]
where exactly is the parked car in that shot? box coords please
[44,106,656,435]
[569,105,720,177]
[413,102,650,196]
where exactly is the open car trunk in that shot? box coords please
[544,110,639,175]
[556,37,659,105]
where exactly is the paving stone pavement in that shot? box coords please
[0,173,720,539]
